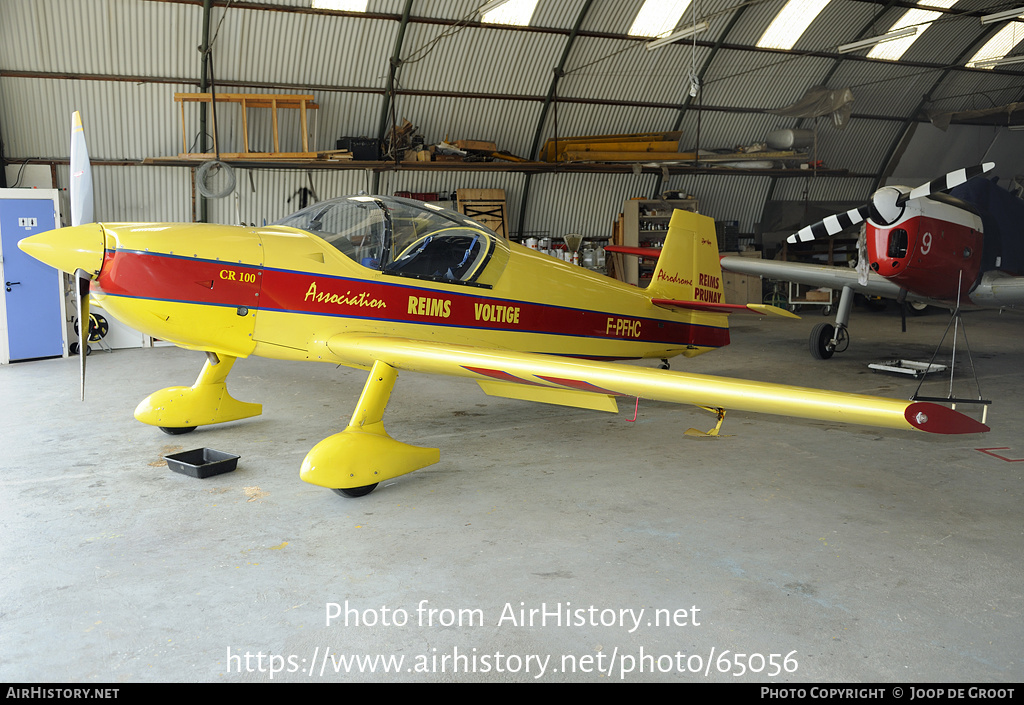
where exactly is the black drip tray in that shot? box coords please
[164,448,240,479]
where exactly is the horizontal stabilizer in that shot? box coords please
[606,245,661,259]
[652,298,799,318]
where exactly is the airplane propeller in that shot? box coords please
[70,111,95,400]
[787,163,995,244]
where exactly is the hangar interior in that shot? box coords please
[1,0,1022,683]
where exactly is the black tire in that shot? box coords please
[908,301,929,316]
[810,322,835,360]
[332,483,379,498]
[160,426,197,435]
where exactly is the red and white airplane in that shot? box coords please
[719,164,1024,358]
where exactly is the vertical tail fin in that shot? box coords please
[648,209,725,305]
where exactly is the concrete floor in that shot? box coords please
[1,304,1021,683]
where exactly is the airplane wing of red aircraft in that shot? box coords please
[17,113,989,497]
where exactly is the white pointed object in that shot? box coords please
[70,111,94,227]
[905,162,995,203]
[69,111,96,399]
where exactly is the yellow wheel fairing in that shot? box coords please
[299,361,440,489]
[134,355,262,428]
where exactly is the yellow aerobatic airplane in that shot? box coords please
[19,114,988,497]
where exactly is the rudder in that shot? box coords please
[647,209,725,306]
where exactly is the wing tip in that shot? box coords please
[905,402,990,434]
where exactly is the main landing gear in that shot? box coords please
[134,352,262,431]
[809,285,853,360]
[300,360,440,498]
[137,354,437,499]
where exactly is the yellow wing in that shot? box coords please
[319,333,987,435]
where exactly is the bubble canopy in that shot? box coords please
[274,195,510,287]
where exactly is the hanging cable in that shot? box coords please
[196,2,235,199]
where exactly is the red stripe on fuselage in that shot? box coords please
[97,251,261,308]
[259,267,728,348]
[97,250,730,349]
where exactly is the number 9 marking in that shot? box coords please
[920,231,932,256]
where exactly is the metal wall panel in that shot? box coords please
[0,0,201,78]
[771,176,875,203]
[212,9,396,87]
[702,48,833,111]
[0,77,190,160]
[525,171,656,240]
[396,23,564,96]
[49,163,193,223]
[805,119,903,175]
[676,109,788,152]
[558,34,711,104]
[661,172,772,233]
[927,71,1024,115]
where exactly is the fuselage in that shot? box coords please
[87,221,729,366]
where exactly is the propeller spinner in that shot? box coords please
[787,163,995,244]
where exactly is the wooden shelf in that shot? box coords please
[141,155,855,178]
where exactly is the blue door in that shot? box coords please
[1,198,64,360]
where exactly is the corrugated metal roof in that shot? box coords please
[397,23,564,95]
[2,0,1019,240]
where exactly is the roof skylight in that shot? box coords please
[480,0,540,26]
[866,0,958,61]
[757,0,833,51]
[967,22,1024,68]
[311,0,368,10]
[628,0,694,38]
